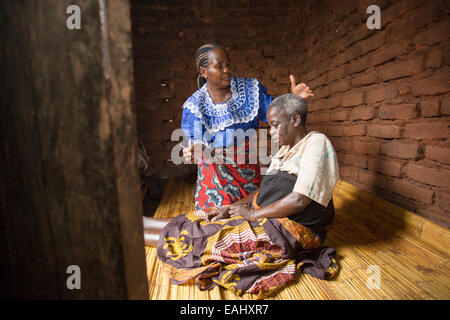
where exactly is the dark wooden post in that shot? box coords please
[0,0,149,299]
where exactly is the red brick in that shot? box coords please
[323,95,343,110]
[329,79,351,94]
[415,20,450,48]
[308,73,328,89]
[420,98,440,118]
[425,145,450,165]
[327,125,346,137]
[336,151,345,164]
[357,169,387,189]
[410,1,444,25]
[305,69,321,82]
[358,32,385,55]
[345,55,371,75]
[307,112,318,123]
[315,112,330,122]
[343,154,368,169]
[437,191,450,211]
[327,66,344,82]
[398,84,411,96]
[351,71,377,87]
[411,74,450,96]
[325,44,338,59]
[386,15,420,40]
[368,158,403,177]
[314,86,331,99]
[366,85,397,104]
[426,50,443,69]
[379,103,417,120]
[334,48,356,65]
[342,25,368,48]
[353,139,380,155]
[378,58,423,81]
[331,138,352,152]
[331,47,346,66]
[345,123,367,136]
[380,141,420,159]
[342,91,364,107]
[274,68,291,80]
[316,61,331,77]
[309,124,323,133]
[390,179,434,204]
[308,99,325,112]
[406,163,450,188]
[404,122,448,140]
[440,96,450,115]
[372,43,408,66]
[349,106,376,121]
[330,109,350,121]
[339,164,356,180]
[367,124,402,139]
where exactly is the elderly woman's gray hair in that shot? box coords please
[269,93,308,125]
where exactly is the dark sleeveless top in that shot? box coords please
[254,170,335,242]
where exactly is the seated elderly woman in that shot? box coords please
[143,94,340,299]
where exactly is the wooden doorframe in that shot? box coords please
[0,0,149,299]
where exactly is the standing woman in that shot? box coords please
[181,43,313,210]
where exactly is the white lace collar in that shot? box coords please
[182,77,260,133]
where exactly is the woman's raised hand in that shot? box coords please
[290,75,314,99]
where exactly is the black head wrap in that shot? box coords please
[194,42,223,89]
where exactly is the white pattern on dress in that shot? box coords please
[182,77,260,133]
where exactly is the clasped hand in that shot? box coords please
[182,143,219,164]
[206,205,256,222]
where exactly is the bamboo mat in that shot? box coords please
[145,179,450,300]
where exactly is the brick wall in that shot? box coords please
[130,0,449,227]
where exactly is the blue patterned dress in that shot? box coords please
[181,77,273,209]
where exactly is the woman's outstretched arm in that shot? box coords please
[228,191,312,220]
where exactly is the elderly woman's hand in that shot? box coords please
[207,206,231,222]
[229,204,257,220]
[290,75,314,99]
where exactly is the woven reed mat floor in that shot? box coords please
[145,179,450,300]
